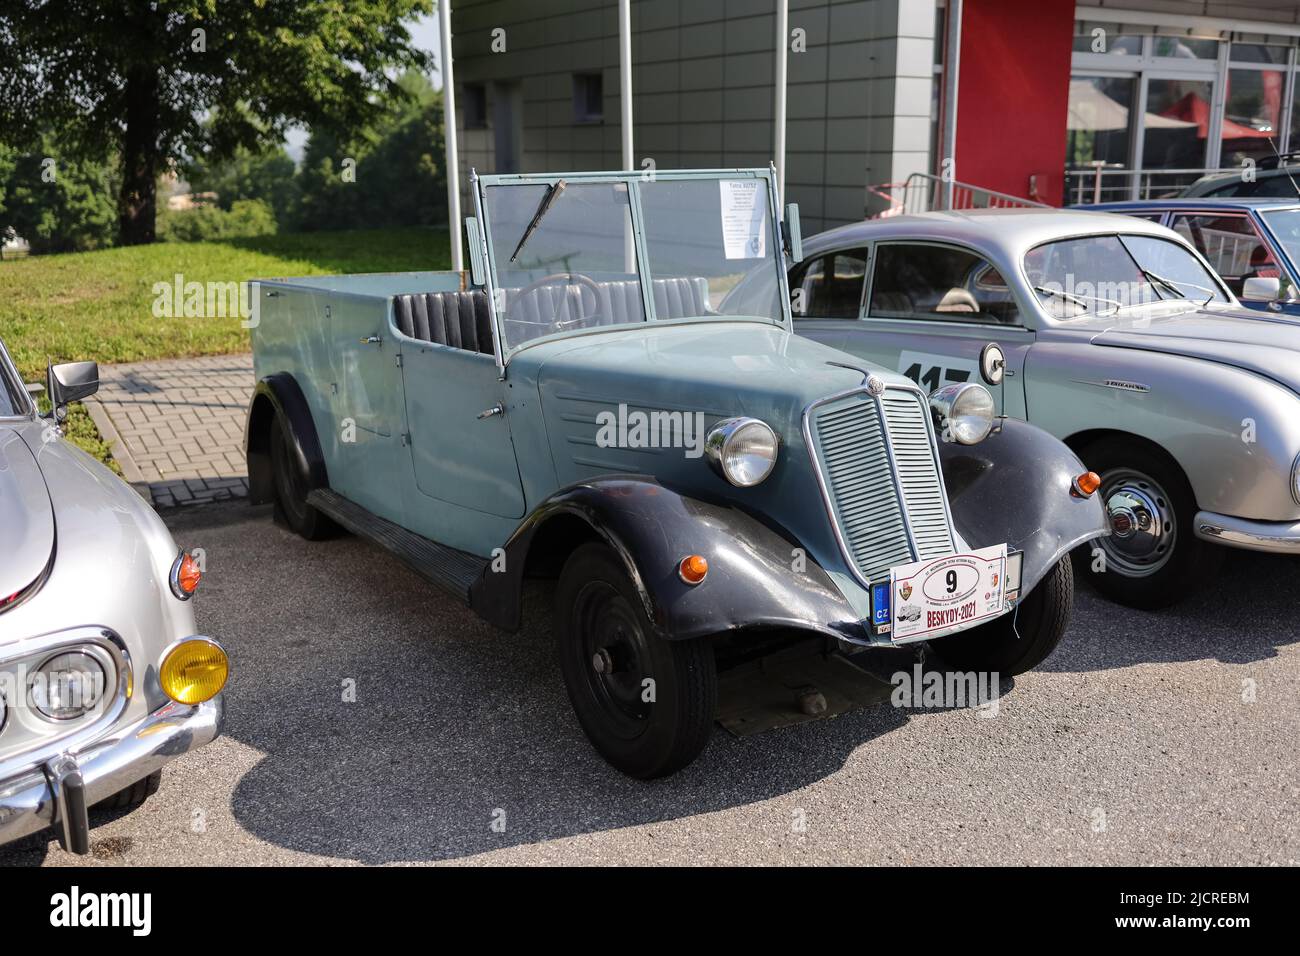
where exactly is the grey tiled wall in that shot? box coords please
[452,0,937,233]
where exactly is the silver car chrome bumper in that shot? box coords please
[1195,512,1300,554]
[0,695,223,852]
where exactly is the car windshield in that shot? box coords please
[1023,233,1228,319]
[638,178,785,324]
[1260,208,1300,270]
[482,174,784,352]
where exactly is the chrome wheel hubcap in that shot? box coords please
[1100,469,1176,577]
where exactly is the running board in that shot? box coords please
[306,489,487,604]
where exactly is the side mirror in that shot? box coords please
[783,203,803,262]
[46,360,99,416]
[1241,276,1282,303]
[464,217,487,287]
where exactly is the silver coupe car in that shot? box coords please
[726,208,1300,608]
[0,337,227,854]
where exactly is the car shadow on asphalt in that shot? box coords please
[166,503,921,864]
[1048,548,1300,672]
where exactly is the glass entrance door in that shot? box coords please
[1140,76,1214,171]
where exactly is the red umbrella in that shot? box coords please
[1159,91,1273,139]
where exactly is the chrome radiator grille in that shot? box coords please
[808,387,955,583]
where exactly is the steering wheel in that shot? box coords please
[509,272,604,334]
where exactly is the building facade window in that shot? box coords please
[572,72,603,124]
[462,83,487,129]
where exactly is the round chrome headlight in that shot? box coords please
[29,650,107,721]
[929,383,995,445]
[705,418,779,487]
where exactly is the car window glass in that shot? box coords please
[1023,235,1157,318]
[639,178,784,322]
[0,345,24,416]
[868,244,1019,325]
[1256,176,1300,198]
[1170,214,1277,294]
[486,181,646,350]
[1120,235,1229,304]
[791,248,867,318]
[1259,208,1300,267]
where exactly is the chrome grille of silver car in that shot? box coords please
[809,387,955,583]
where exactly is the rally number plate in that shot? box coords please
[889,544,1010,643]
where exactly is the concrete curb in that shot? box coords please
[85,397,154,505]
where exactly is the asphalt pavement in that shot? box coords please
[3,500,1297,866]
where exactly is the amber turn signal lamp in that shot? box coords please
[170,550,202,600]
[678,554,709,585]
[1072,471,1102,498]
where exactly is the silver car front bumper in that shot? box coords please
[1195,512,1300,554]
[0,695,223,853]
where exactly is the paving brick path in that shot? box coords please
[86,354,254,509]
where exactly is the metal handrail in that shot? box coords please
[867,172,1047,218]
[1063,166,1242,205]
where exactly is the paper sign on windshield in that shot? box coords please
[719,180,767,260]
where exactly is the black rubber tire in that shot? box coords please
[930,556,1073,676]
[91,770,161,812]
[554,543,717,778]
[1073,437,1223,609]
[269,414,339,540]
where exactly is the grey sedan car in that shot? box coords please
[725,209,1300,608]
[0,337,227,854]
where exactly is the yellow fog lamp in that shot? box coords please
[159,638,228,705]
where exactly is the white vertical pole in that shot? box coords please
[941,0,962,211]
[619,0,636,277]
[440,0,464,273]
[774,0,788,201]
[619,0,634,170]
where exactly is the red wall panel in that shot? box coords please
[953,0,1076,206]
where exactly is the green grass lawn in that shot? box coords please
[0,227,450,465]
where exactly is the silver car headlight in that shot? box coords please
[706,417,779,487]
[929,383,995,445]
[28,649,108,721]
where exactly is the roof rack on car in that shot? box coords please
[1258,152,1300,170]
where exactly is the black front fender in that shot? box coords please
[938,417,1108,594]
[245,372,328,505]
[470,477,868,643]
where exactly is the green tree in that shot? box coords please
[296,71,446,232]
[0,0,433,246]
[0,143,16,221]
[184,143,300,227]
[0,136,118,254]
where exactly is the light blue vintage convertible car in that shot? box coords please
[244,168,1106,778]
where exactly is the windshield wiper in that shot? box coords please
[509,179,567,263]
[1140,269,1216,306]
[1034,285,1123,314]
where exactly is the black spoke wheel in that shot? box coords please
[1072,436,1222,609]
[555,543,716,778]
[573,579,656,739]
[269,415,338,540]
